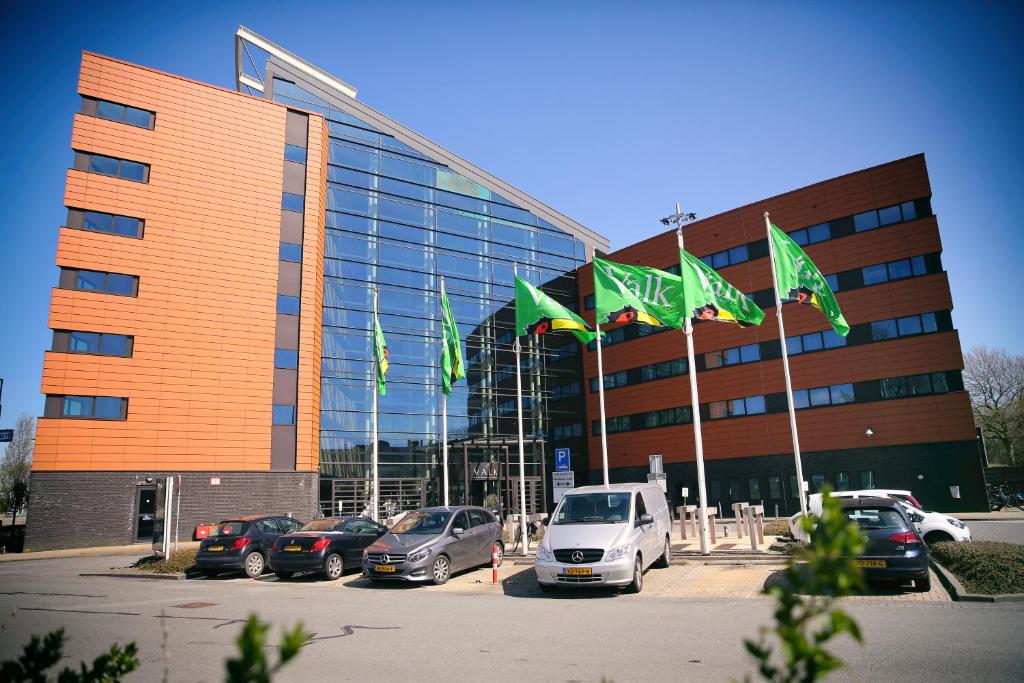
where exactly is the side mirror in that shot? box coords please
[639,514,654,526]
[453,527,466,536]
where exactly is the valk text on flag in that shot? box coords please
[373,295,389,395]
[592,257,686,330]
[768,223,850,336]
[514,276,596,344]
[440,282,465,396]
[678,249,765,327]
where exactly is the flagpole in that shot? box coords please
[441,277,450,508]
[372,286,380,523]
[676,219,711,556]
[594,319,610,487]
[512,264,530,556]
[765,211,808,517]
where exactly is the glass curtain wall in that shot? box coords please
[271,78,588,517]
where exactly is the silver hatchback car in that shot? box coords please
[362,506,504,585]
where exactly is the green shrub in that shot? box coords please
[225,615,307,683]
[763,520,791,537]
[131,549,197,574]
[0,628,138,681]
[930,541,1024,595]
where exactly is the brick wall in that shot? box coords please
[24,471,318,551]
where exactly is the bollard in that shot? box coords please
[746,507,758,551]
[753,506,765,545]
[492,544,500,584]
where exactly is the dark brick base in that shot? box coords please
[25,471,318,551]
[588,440,988,515]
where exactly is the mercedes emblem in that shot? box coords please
[571,550,584,564]
[381,554,390,565]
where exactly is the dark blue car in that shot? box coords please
[196,515,304,578]
[838,497,931,592]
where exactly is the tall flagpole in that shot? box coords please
[675,213,711,556]
[372,286,381,522]
[441,277,450,507]
[512,264,530,556]
[765,211,808,516]
[594,318,610,486]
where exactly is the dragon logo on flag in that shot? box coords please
[606,305,665,327]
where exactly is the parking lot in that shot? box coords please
[1,553,1021,682]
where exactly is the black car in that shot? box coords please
[270,516,388,581]
[838,497,931,592]
[196,515,304,578]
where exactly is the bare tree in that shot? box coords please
[1,413,34,523]
[963,346,1024,466]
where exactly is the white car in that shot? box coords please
[806,490,970,544]
[535,483,672,593]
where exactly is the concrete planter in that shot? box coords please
[929,558,1024,603]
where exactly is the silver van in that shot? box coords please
[535,483,672,593]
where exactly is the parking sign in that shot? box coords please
[555,448,570,472]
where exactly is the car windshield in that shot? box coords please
[552,493,631,524]
[845,508,906,530]
[300,519,342,532]
[211,521,250,537]
[389,511,451,534]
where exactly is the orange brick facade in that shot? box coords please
[34,53,325,474]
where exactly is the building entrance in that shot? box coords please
[134,486,156,542]
[449,437,547,517]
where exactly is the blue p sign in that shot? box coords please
[555,448,570,472]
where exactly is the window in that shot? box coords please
[881,371,950,399]
[748,478,762,500]
[277,295,300,315]
[859,470,875,489]
[60,268,138,297]
[282,192,304,212]
[280,242,302,262]
[54,395,127,420]
[887,259,912,280]
[709,395,765,419]
[789,475,799,498]
[794,382,855,409]
[700,243,749,269]
[835,472,850,491]
[854,210,880,232]
[66,208,143,238]
[634,493,647,520]
[468,510,489,527]
[75,152,149,182]
[285,144,307,163]
[811,474,826,492]
[710,481,721,501]
[871,319,898,340]
[862,263,888,285]
[768,476,782,499]
[54,330,132,357]
[82,96,155,129]
[275,349,299,369]
[272,404,296,425]
[897,315,923,336]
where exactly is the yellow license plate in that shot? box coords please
[207,545,224,552]
[565,567,592,576]
[375,564,397,573]
[284,546,302,552]
[855,559,887,568]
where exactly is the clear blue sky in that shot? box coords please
[1,1,1022,426]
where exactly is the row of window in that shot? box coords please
[592,370,959,435]
[74,151,149,183]
[589,311,950,394]
[59,268,138,297]
[51,330,132,357]
[705,470,876,503]
[47,395,128,420]
[66,208,143,239]
[81,96,155,130]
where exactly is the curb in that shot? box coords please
[929,559,1024,603]
[79,571,187,581]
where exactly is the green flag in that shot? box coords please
[514,276,595,344]
[678,248,765,327]
[373,293,389,395]
[440,282,465,396]
[768,223,850,336]
[592,257,686,329]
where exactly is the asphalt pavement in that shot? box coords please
[966,519,1024,545]
[1,554,1022,682]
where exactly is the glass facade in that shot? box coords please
[269,76,593,518]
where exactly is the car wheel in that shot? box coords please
[924,531,954,545]
[275,571,294,580]
[323,553,344,581]
[656,536,671,568]
[625,555,643,594]
[431,555,451,585]
[914,575,932,592]
[243,552,265,578]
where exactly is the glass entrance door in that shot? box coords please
[135,486,156,541]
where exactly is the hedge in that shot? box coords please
[929,541,1024,595]
[131,549,197,575]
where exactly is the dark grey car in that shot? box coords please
[362,506,504,585]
